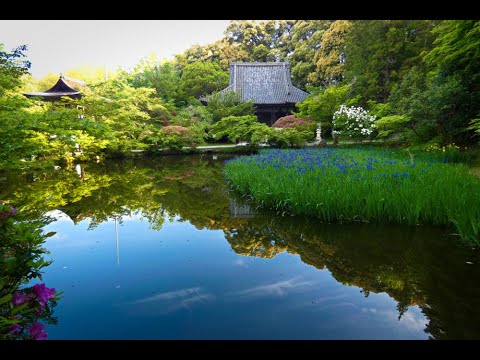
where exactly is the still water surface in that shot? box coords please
[1,155,479,339]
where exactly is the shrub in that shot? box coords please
[272,115,316,143]
[273,115,315,131]
[158,126,201,151]
[375,115,411,139]
[205,90,255,123]
[0,203,60,340]
[209,115,269,146]
[267,128,308,148]
[332,105,376,142]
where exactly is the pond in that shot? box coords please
[1,155,480,339]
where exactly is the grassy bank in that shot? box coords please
[224,148,480,244]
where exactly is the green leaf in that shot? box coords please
[0,294,12,305]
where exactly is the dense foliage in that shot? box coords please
[0,203,60,340]
[1,20,479,170]
[171,19,479,147]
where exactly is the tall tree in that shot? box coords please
[126,55,181,103]
[174,38,250,72]
[286,20,333,88]
[0,44,30,96]
[346,20,438,104]
[178,62,229,103]
[424,20,480,80]
[423,20,480,143]
[309,20,352,86]
[224,20,273,55]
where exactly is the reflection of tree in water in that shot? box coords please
[222,215,480,340]
[225,224,287,258]
[2,155,480,339]
[0,156,234,231]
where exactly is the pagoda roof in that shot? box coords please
[24,75,84,100]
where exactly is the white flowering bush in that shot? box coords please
[332,105,376,141]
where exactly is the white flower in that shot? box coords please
[332,104,376,138]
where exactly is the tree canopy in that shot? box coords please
[1,20,479,170]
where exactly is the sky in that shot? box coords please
[0,20,231,79]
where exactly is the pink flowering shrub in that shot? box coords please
[272,115,316,142]
[1,203,60,340]
[0,203,17,219]
[5,283,58,340]
[273,115,316,131]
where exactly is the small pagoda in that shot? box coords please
[24,74,84,101]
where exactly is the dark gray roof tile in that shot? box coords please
[207,62,308,105]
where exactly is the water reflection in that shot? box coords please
[226,217,480,339]
[114,216,120,265]
[1,155,480,339]
[128,287,214,314]
[228,277,315,298]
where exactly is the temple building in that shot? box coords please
[23,74,85,101]
[203,62,309,125]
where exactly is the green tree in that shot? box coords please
[209,115,268,145]
[0,94,36,167]
[178,62,229,103]
[156,125,202,151]
[225,20,276,58]
[174,38,250,72]
[287,20,333,88]
[0,44,30,96]
[388,66,435,143]
[310,20,352,86]
[177,20,296,71]
[375,115,411,139]
[423,20,480,144]
[468,117,480,137]
[296,84,355,138]
[205,90,255,123]
[346,20,439,104]
[126,55,181,104]
[79,79,171,155]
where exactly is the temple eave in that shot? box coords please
[24,92,81,96]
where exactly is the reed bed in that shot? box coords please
[224,148,480,244]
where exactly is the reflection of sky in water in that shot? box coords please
[39,210,429,340]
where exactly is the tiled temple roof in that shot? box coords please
[205,62,308,104]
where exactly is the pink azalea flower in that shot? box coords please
[28,322,48,340]
[32,283,56,307]
[0,204,17,219]
[11,291,27,306]
[9,324,21,334]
